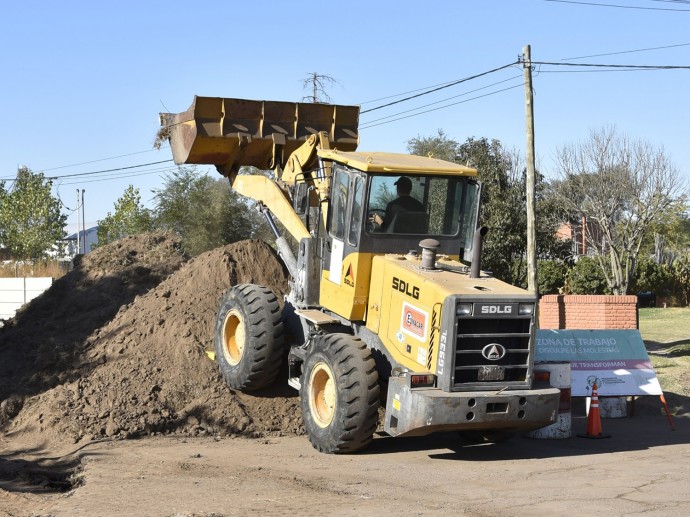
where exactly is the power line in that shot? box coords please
[544,0,690,10]
[561,42,690,61]
[361,75,523,126]
[531,60,690,69]
[358,78,481,106]
[1,159,175,182]
[360,84,523,130]
[535,67,665,73]
[57,168,177,186]
[360,61,519,114]
[37,147,170,172]
[45,159,174,180]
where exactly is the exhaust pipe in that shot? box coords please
[419,239,440,270]
[470,226,489,279]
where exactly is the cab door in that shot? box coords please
[320,165,372,320]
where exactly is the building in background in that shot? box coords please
[58,226,99,260]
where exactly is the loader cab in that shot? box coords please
[326,163,481,255]
[319,159,481,320]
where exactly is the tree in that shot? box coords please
[96,185,153,248]
[565,256,609,295]
[407,130,461,162]
[407,133,569,284]
[640,202,690,266]
[553,127,686,295]
[153,167,266,256]
[0,167,66,259]
[301,72,337,103]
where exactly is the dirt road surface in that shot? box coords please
[1,413,688,516]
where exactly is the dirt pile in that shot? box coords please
[1,234,300,447]
[0,232,187,405]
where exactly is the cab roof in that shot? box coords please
[317,150,477,177]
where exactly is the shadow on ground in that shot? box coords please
[0,444,84,494]
[363,410,687,459]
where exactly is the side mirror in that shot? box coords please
[293,183,310,215]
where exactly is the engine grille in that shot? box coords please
[453,314,532,388]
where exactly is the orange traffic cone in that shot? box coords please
[578,383,611,439]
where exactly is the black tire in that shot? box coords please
[214,284,284,392]
[300,334,380,454]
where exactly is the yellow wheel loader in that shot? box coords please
[160,96,560,453]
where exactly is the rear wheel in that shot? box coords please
[301,334,380,453]
[214,284,284,391]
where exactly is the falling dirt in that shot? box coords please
[0,233,299,455]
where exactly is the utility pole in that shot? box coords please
[76,189,81,256]
[81,189,86,254]
[523,45,538,296]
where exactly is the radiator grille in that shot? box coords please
[453,316,532,388]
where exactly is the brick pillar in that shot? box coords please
[539,295,564,329]
[539,295,637,330]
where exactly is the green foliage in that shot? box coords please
[670,255,690,306]
[407,130,459,162]
[0,167,66,259]
[537,260,569,295]
[640,203,690,265]
[565,256,609,295]
[96,185,153,248]
[153,167,267,256]
[631,258,672,295]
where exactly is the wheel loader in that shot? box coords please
[160,96,560,453]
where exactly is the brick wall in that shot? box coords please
[539,295,638,330]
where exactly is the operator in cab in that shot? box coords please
[371,176,425,232]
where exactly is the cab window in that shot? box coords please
[330,169,350,240]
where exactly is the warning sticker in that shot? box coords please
[401,302,428,341]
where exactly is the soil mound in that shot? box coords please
[1,234,300,447]
[0,232,187,404]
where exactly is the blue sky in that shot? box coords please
[1,0,688,232]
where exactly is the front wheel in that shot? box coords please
[300,334,380,453]
[214,284,284,391]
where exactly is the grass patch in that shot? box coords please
[639,308,690,344]
[639,308,690,414]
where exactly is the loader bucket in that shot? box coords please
[160,97,359,171]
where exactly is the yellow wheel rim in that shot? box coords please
[221,309,245,366]
[309,362,336,428]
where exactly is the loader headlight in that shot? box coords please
[456,303,472,316]
[518,303,535,315]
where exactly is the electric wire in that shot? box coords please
[37,146,170,172]
[360,62,519,114]
[358,78,484,105]
[361,75,523,126]
[45,159,173,180]
[531,60,690,69]
[360,84,523,130]
[544,0,690,11]
[58,168,178,186]
[561,42,690,61]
